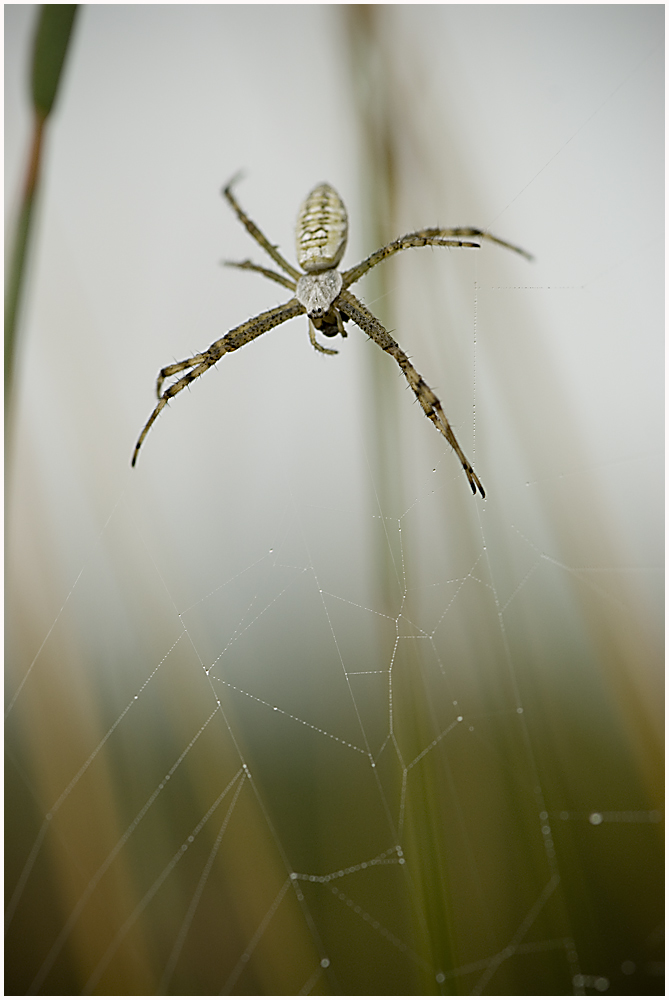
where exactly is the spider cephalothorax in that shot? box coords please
[132,178,531,496]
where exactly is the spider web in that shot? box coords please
[6,431,662,994]
[5,6,663,996]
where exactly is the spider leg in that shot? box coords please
[342,232,480,288]
[335,309,348,337]
[418,227,533,261]
[308,318,338,355]
[156,356,205,398]
[132,298,304,466]
[338,290,485,497]
[133,359,211,467]
[224,259,296,293]
[223,179,301,281]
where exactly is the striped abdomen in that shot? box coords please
[295,184,348,273]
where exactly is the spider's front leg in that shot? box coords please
[338,289,485,497]
[156,355,206,398]
[133,356,214,467]
[132,298,304,466]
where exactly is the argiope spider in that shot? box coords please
[132,178,531,495]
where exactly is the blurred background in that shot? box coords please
[5,5,663,995]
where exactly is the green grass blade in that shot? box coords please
[31,4,78,118]
[5,5,78,413]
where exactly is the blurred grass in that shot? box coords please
[343,7,403,598]
[341,7,663,995]
[5,5,78,414]
[344,7,458,989]
[4,7,662,994]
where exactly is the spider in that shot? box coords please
[131,178,531,495]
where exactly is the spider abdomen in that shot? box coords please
[296,184,348,273]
